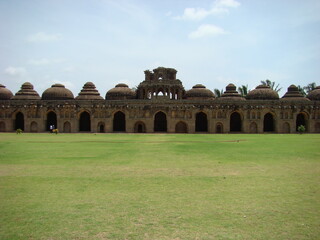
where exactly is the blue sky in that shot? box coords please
[1,0,319,97]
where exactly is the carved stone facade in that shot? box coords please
[0,67,320,133]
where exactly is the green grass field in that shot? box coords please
[0,133,319,240]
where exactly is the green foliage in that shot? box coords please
[15,128,23,134]
[261,79,282,93]
[238,84,249,97]
[214,88,224,97]
[303,82,316,94]
[297,125,306,134]
[52,129,59,134]
[297,85,307,96]
[0,133,319,239]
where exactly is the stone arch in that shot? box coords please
[79,111,91,131]
[134,121,146,133]
[0,121,5,132]
[175,121,188,133]
[230,112,242,132]
[249,122,258,133]
[113,111,126,132]
[283,122,290,133]
[154,111,167,132]
[263,113,275,132]
[195,112,208,132]
[216,122,223,133]
[30,121,38,132]
[315,122,320,133]
[97,122,105,133]
[63,121,71,133]
[46,111,57,131]
[15,112,24,130]
[296,112,308,132]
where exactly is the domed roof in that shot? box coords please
[185,84,215,99]
[76,82,103,100]
[106,83,136,100]
[219,83,245,101]
[42,84,74,100]
[281,85,309,101]
[12,82,41,100]
[0,84,13,100]
[246,85,279,100]
[307,86,320,101]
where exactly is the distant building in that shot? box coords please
[0,67,319,133]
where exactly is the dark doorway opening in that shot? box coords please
[230,112,241,132]
[296,113,306,131]
[80,112,91,131]
[113,111,126,132]
[175,121,188,133]
[216,123,223,133]
[46,111,57,131]
[134,122,146,133]
[15,112,24,130]
[195,112,208,132]
[154,112,167,132]
[99,124,104,133]
[263,113,274,132]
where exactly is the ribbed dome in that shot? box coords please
[12,82,41,100]
[185,84,215,99]
[307,86,320,101]
[281,85,309,101]
[0,84,13,100]
[76,82,103,100]
[42,84,74,100]
[246,85,279,100]
[219,83,245,101]
[106,83,136,100]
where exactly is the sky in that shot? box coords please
[1,0,319,97]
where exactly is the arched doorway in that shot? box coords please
[216,123,223,133]
[98,122,105,133]
[15,112,24,130]
[30,122,38,132]
[263,113,274,132]
[296,113,307,132]
[249,122,257,133]
[195,112,208,132]
[134,121,146,133]
[63,121,71,133]
[79,111,91,131]
[154,111,167,132]
[230,112,241,132]
[283,122,290,133]
[113,111,126,132]
[175,121,188,133]
[47,111,57,131]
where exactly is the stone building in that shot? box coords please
[0,67,319,133]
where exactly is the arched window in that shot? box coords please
[195,112,208,132]
[230,112,241,132]
[175,121,188,133]
[263,113,274,132]
[47,111,57,131]
[113,111,126,132]
[79,111,91,131]
[154,112,167,132]
[15,112,24,130]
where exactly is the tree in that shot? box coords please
[296,85,306,96]
[238,85,249,97]
[303,82,316,94]
[260,79,282,93]
[214,89,224,97]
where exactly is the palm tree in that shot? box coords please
[214,89,224,97]
[303,82,316,94]
[238,85,249,97]
[296,85,306,96]
[260,79,282,93]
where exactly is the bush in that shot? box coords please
[297,125,306,134]
[52,129,59,134]
[16,129,23,134]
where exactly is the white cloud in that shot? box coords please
[27,32,63,42]
[189,24,228,39]
[174,0,240,21]
[4,66,27,76]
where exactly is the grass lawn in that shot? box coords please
[0,133,319,240]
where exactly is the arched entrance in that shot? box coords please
[47,111,57,131]
[98,122,105,133]
[230,112,241,132]
[249,122,257,133]
[30,122,38,132]
[134,121,146,133]
[63,122,71,133]
[283,122,290,133]
[175,121,188,133]
[154,111,167,132]
[216,123,223,133]
[296,113,307,132]
[15,112,24,130]
[79,111,91,131]
[0,122,5,132]
[263,113,274,132]
[195,112,208,132]
[113,111,126,132]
